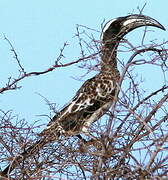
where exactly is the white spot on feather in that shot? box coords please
[82,101,113,134]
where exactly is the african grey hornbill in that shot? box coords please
[0,14,165,177]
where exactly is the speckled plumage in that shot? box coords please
[39,70,120,138]
[1,14,165,177]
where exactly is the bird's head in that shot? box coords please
[101,14,165,45]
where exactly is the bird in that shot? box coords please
[0,14,165,177]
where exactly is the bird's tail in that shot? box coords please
[0,137,48,178]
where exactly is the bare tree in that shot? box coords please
[0,14,168,180]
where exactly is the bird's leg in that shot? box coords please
[76,134,87,143]
[76,133,98,145]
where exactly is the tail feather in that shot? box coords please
[0,137,50,177]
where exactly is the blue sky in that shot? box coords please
[0,0,167,127]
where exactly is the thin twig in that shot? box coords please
[4,35,25,74]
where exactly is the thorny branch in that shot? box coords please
[0,36,100,94]
[0,24,168,179]
[4,35,25,74]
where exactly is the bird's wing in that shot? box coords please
[40,73,116,136]
[1,74,116,177]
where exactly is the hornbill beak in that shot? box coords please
[101,14,165,44]
[121,14,165,34]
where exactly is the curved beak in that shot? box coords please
[120,14,165,35]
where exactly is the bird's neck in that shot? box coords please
[100,41,119,72]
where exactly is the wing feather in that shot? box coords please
[41,73,116,136]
